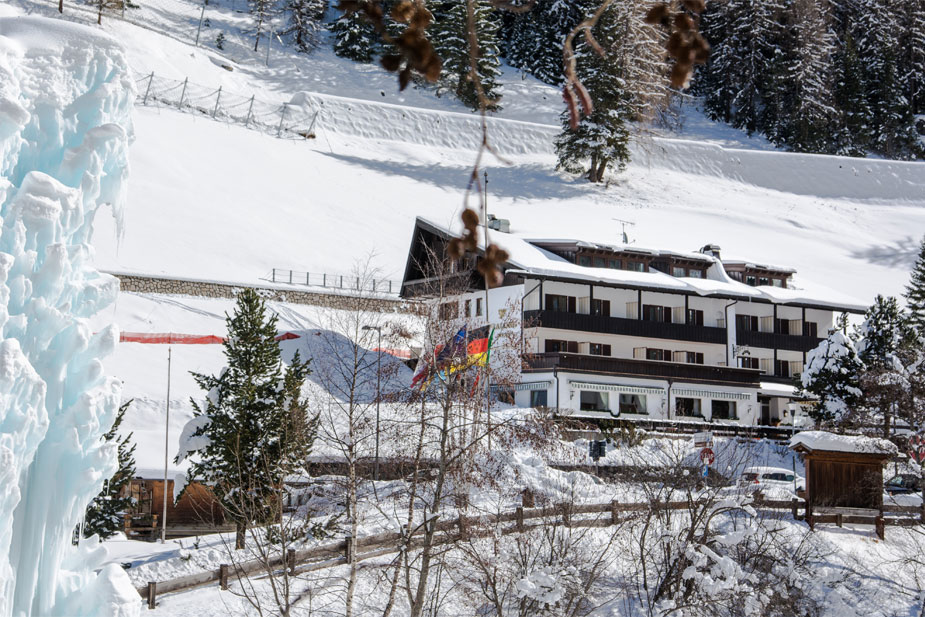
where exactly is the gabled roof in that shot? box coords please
[404,217,867,313]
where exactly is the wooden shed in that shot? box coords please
[126,476,228,539]
[790,431,897,514]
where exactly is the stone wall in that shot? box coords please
[111,273,409,313]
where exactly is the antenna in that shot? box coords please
[612,218,636,245]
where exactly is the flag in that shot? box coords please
[467,327,493,368]
[411,327,467,390]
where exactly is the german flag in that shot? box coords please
[466,326,493,368]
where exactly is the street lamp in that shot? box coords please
[362,325,382,481]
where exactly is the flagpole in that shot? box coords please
[161,344,171,544]
[482,171,491,451]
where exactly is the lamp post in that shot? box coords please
[362,325,382,481]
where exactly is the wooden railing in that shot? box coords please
[137,496,924,608]
[738,330,823,353]
[524,310,727,344]
[524,352,762,385]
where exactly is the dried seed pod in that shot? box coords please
[674,13,693,32]
[391,0,415,23]
[381,54,401,72]
[461,208,479,228]
[645,3,670,25]
[666,31,685,59]
[670,62,692,89]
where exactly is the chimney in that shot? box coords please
[700,244,721,260]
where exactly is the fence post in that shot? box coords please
[277,104,288,138]
[195,0,206,46]
[219,564,229,590]
[212,86,222,118]
[559,502,571,527]
[142,72,154,105]
[389,280,392,293]
[457,516,467,541]
[515,506,524,533]
[244,96,255,128]
[339,275,343,288]
[147,582,157,609]
[356,276,360,291]
[323,273,326,287]
[287,548,296,573]
[344,533,355,564]
[306,272,310,285]
[271,268,276,283]
[289,270,293,285]
[836,513,843,528]
[875,516,885,541]
[177,77,189,110]
[791,498,798,520]
[610,499,619,525]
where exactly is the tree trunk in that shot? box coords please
[58,0,63,13]
[235,520,246,550]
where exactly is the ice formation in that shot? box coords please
[0,15,137,617]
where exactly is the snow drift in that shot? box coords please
[0,15,137,617]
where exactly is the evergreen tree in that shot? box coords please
[905,235,925,333]
[783,0,838,153]
[554,2,633,181]
[430,0,503,110]
[798,315,864,427]
[178,289,316,549]
[283,0,325,53]
[897,0,925,115]
[332,7,379,62]
[83,400,136,540]
[249,0,275,52]
[831,31,872,156]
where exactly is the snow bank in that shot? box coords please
[790,431,898,455]
[0,15,137,617]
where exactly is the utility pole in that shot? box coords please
[161,345,172,543]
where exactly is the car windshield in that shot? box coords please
[762,472,794,482]
[887,476,905,486]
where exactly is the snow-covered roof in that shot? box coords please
[415,217,867,312]
[789,431,898,456]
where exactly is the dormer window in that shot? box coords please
[627,261,646,272]
[672,266,686,277]
[758,276,770,286]
[746,275,757,286]
[688,269,703,279]
[579,255,591,267]
[772,278,783,287]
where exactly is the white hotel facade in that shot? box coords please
[401,218,865,427]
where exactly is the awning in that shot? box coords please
[569,381,665,396]
[759,381,799,398]
[673,388,753,401]
[514,381,552,391]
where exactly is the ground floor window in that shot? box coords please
[530,390,548,408]
[580,391,609,411]
[675,397,701,417]
[711,400,737,420]
[619,394,647,414]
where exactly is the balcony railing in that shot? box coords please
[524,353,763,386]
[737,330,822,353]
[524,310,727,344]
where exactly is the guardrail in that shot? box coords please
[267,269,401,295]
[137,495,924,607]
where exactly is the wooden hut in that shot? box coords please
[125,475,228,539]
[790,431,897,537]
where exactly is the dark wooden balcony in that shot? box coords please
[524,352,762,386]
[738,330,822,352]
[524,310,727,345]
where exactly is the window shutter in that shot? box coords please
[578,296,590,314]
[633,347,646,359]
[672,306,684,324]
[759,358,772,374]
[789,360,803,377]
[789,319,803,335]
[626,302,638,319]
[759,316,774,333]
[672,351,686,363]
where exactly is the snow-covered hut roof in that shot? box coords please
[789,431,898,456]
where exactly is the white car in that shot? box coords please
[738,466,804,495]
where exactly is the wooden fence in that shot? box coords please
[138,497,924,608]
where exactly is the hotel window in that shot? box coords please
[686,309,704,326]
[729,271,743,282]
[803,321,818,338]
[688,269,703,278]
[736,315,759,332]
[651,260,669,273]
[475,297,483,316]
[672,266,686,277]
[579,255,592,267]
[530,390,548,408]
[746,275,757,286]
[579,391,609,411]
[464,299,471,317]
[712,400,737,420]
[439,302,458,320]
[772,278,783,287]
[775,359,791,377]
[590,298,611,316]
[643,305,672,323]
[686,352,705,364]
[759,276,770,286]
[646,348,672,361]
[619,394,647,414]
[740,356,759,370]
[593,257,606,267]
[627,261,646,272]
[546,294,575,313]
[589,343,612,356]
[675,397,701,417]
[609,259,622,269]
[545,339,578,353]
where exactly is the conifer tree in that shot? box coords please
[332,7,379,62]
[554,2,633,181]
[283,0,325,53]
[799,315,864,427]
[905,236,925,333]
[83,400,136,540]
[430,0,503,110]
[832,32,872,156]
[249,0,275,52]
[178,289,316,549]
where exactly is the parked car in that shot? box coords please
[885,473,922,495]
[738,466,804,494]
